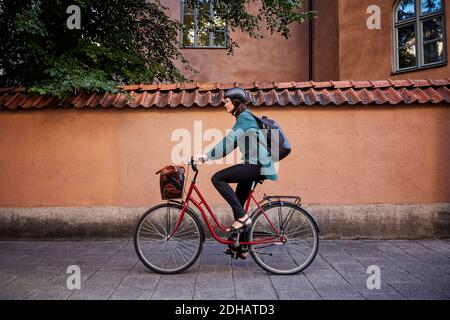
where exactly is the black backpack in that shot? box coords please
[248,111,292,162]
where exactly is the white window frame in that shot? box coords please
[393,0,447,73]
[180,0,227,49]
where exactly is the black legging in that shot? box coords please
[211,164,266,220]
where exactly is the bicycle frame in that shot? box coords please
[167,164,284,246]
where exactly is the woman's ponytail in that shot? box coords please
[231,98,247,118]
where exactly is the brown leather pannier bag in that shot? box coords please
[155,165,185,200]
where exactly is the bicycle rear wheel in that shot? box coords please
[134,203,204,274]
[249,202,319,275]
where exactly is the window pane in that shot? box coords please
[198,28,210,47]
[198,0,211,28]
[421,0,443,15]
[213,12,226,28]
[197,0,211,46]
[183,0,194,15]
[422,17,443,41]
[397,0,416,21]
[424,40,444,64]
[213,30,226,47]
[398,24,416,47]
[399,46,417,68]
[182,15,195,46]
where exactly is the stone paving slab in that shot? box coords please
[0,240,449,300]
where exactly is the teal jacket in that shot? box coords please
[205,110,278,181]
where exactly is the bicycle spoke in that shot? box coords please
[284,225,311,238]
[277,205,283,231]
[255,221,277,237]
[155,215,169,236]
[175,242,196,258]
[250,204,319,274]
[173,245,189,265]
[172,224,197,238]
[141,223,165,238]
[174,240,197,254]
[139,230,162,240]
[284,217,307,235]
[145,217,167,236]
[172,219,190,234]
[281,207,295,231]
[135,204,202,274]
[283,245,301,268]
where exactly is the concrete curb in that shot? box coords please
[0,203,449,239]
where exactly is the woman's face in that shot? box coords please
[224,97,234,113]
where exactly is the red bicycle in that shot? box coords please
[134,158,320,275]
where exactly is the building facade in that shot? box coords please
[168,0,449,82]
[0,0,449,238]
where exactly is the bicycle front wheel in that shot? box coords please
[249,202,319,275]
[134,203,204,274]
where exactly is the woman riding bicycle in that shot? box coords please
[196,88,278,257]
[134,88,320,273]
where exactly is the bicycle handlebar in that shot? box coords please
[189,156,198,172]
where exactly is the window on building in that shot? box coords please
[180,0,227,48]
[394,0,447,72]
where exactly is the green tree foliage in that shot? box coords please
[0,0,314,97]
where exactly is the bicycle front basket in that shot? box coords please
[155,165,185,200]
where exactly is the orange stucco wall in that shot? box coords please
[1,105,449,207]
[163,0,310,82]
[313,0,340,81]
[338,0,450,80]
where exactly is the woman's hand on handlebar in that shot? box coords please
[192,154,208,164]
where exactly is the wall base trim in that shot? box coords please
[0,203,449,239]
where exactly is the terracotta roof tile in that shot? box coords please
[313,81,334,89]
[303,88,319,105]
[277,89,291,106]
[383,87,403,104]
[357,88,374,105]
[250,90,266,106]
[294,81,314,89]
[197,83,216,91]
[328,89,345,105]
[277,82,296,90]
[429,79,449,86]
[412,79,432,87]
[210,91,224,107]
[215,83,230,90]
[370,80,392,88]
[423,87,445,103]
[1,79,449,110]
[352,81,373,89]
[253,82,275,90]
[316,89,332,105]
[343,88,362,105]
[392,79,415,87]
[197,91,211,107]
[436,86,450,103]
[289,89,304,105]
[332,80,353,89]
[411,87,431,104]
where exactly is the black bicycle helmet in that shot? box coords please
[224,87,247,104]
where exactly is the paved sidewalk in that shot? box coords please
[0,240,449,300]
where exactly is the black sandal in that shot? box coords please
[226,216,252,234]
[223,248,249,260]
[238,246,250,260]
